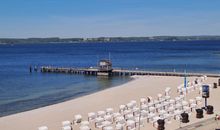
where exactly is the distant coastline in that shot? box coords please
[1,36,220,44]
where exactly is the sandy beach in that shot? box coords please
[0,75,220,130]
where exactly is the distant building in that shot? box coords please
[83,38,87,41]
[97,59,113,76]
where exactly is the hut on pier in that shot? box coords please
[97,59,113,76]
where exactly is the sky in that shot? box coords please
[0,0,220,38]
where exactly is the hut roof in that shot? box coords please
[99,59,112,64]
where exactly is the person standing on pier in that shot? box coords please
[29,65,32,73]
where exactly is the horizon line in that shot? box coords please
[1,35,220,39]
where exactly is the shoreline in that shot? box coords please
[0,75,219,130]
[0,76,133,117]
[1,76,135,118]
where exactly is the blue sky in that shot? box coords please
[0,0,220,38]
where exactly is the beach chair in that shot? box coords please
[177,85,183,93]
[140,110,148,119]
[189,99,196,104]
[119,105,126,113]
[102,120,112,128]
[38,126,48,130]
[151,116,161,127]
[169,99,175,106]
[79,126,90,130]
[204,75,207,80]
[126,120,136,130]
[62,120,71,127]
[175,97,181,104]
[175,103,183,110]
[165,95,171,101]
[202,75,207,81]
[106,108,114,115]
[187,81,192,87]
[103,126,114,130]
[190,85,195,92]
[140,98,147,105]
[130,100,137,107]
[140,104,148,111]
[62,126,72,130]
[182,101,189,107]
[132,107,140,116]
[74,114,82,124]
[149,106,156,113]
[165,87,171,96]
[163,113,172,124]
[183,106,191,115]
[88,112,96,121]
[167,106,175,115]
[104,114,113,122]
[194,84,199,90]
[199,86,202,94]
[179,94,185,100]
[113,112,121,122]
[162,101,170,110]
[134,117,144,127]
[147,112,156,123]
[97,110,106,118]
[95,117,104,128]
[173,110,182,120]
[124,113,134,121]
[191,85,196,91]
[190,103,197,112]
[147,96,153,103]
[80,121,89,127]
[195,96,202,105]
[115,123,124,130]
[158,110,167,117]
[115,116,126,126]
[147,102,154,107]
[160,97,166,103]
[157,93,163,100]
[123,109,132,115]
[186,87,192,93]
[155,104,163,112]
[126,102,134,110]
[153,99,160,106]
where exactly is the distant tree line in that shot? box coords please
[0,36,220,44]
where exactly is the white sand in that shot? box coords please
[0,76,219,130]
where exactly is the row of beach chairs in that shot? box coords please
[38,76,207,130]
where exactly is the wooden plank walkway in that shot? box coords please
[40,66,220,77]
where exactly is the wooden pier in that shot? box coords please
[40,66,220,77]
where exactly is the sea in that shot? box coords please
[0,40,220,117]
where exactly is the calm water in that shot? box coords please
[0,40,220,116]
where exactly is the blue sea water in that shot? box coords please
[0,40,220,116]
